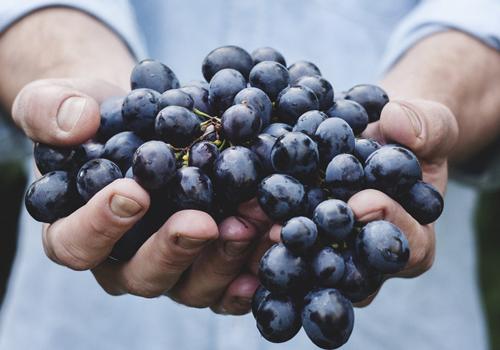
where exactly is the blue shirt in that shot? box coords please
[0,1,499,349]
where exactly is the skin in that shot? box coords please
[1,9,499,314]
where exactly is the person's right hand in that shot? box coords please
[13,78,274,315]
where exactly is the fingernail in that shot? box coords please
[56,96,87,132]
[357,210,383,222]
[177,236,208,250]
[224,241,251,257]
[399,103,422,136]
[110,194,143,218]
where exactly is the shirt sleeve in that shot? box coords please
[380,0,500,191]
[0,0,146,60]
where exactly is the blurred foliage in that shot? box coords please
[476,189,500,349]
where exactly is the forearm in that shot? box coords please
[0,7,135,109]
[381,30,500,162]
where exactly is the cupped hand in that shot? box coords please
[13,78,273,315]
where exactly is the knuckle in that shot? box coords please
[170,288,210,308]
[124,278,163,298]
[54,242,95,271]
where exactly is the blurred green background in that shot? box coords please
[0,116,498,347]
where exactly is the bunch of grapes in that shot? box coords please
[24,45,444,349]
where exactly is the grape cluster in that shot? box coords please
[24,45,444,348]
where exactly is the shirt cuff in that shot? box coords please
[0,0,146,60]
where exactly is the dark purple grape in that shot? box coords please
[202,45,253,81]
[398,180,444,225]
[292,110,327,138]
[262,123,292,138]
[281,216,318,255]
[296,75,334,110]
[325,154,364,201]
[302,289,354,349]
[179,85,212,114]
[25,171,79,223]
[326,99,368,135]
[221,104,262,144]
[353,138,381,164]
[208,68,247,114]
[251,47,286,66]
[303,187,328,217]
[270,131,319,181]
[276,86,319,124]
[182,80,209,90]
[287,61,321,83]
[313,199,354,242]
[256,294,302,343]
[155,106,202,147]
[258,243,311,295]
[249,133,277,174]
[364,145,422,197]
[79,141,104,162]
[252,285,271,318]
[345,84,389,122]
[339,251,383,303]
[188,141,220,174]
[97,96,126,141]
[34,142,80,175]
[257,174,305,221]
[312,247,345,288]
[355,220,410,274]
[171,166,214,212]
[132,141,176,190]
[159,89,194,109]
[249,61,289,101]
[122,88,161,136]
[130,59,179,93]
[213,146,263,203]
[102,131,144,173]
[234,87,272,127]
[76,158,122,202]
[314,118,355,166]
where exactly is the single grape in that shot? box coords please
[132,141,176,190]
[76,158,123,202]
[182,80,209,90]
[234,87,272,127]
[353,138,381,164]
[102,131,144,172]
[179,85,212,114]
[296,75,334,110]
[25,171,80,223]
[355,220,410,274]
[252,285,271,318]
[398,180,444,225]
[79,141,104,162]
[281,216,318,255]
[249,133,277,174]
[34,142,80,175]
[171,166,214,212]
[302,289,354,349]
[276,86,319,124]
[312,246,345,288]
[188,141,220,175]
[130,59,179,93]
[257,174,305,221]
[155,106,202,148]
[221,104,262,144]
[287,60,321,83]
[314,117,355,166]
[256,294,302,343]
[158,89,194,109]
[303,186,328,217]
[202,45,253,81]
[97,96,127,141]
[251,47,287,66]
[122,88,161,137]
[208,68,247,114]
[326,99,368,135]
[292,110,327,138]
[262,123,292,138]
[325,154,364,201]
[258,243,311,295]
[345,84,389,122]
[313,199,354,242]
[249,61,289,101]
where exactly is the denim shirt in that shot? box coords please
[0,1,499,349]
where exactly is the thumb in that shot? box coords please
[12,78,125,146]
[373,100,459,161]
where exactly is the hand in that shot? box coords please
[13,78,273,315]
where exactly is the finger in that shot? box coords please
[237,198,274,233]
[348,189,435,276]
[246,224,281,275]
[12,78,124,145]
[168,216,259,308]
[93,210,219,298]
[364,99,459,161]
[43,178,149,270]
[210,274,260,315]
